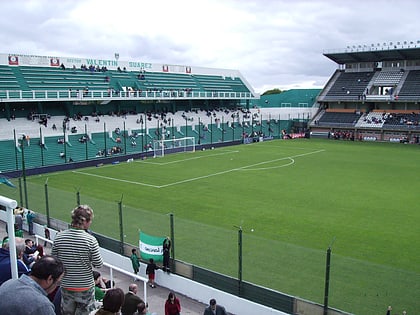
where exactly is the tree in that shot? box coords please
[261,88,283,96]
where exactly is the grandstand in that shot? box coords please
[311,42,420,142]
[0,53,321,174]
[0,54,255,103]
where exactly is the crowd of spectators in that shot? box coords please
[383,112,420,127]
[328,130,355,141]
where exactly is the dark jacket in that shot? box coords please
[203,304,227,315]
[121,292,144,315]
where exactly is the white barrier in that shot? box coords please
[0,195,18,279]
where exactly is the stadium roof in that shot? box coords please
[323,46,420,64]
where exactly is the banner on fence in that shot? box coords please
[139,231,165,262]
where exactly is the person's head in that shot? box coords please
[149,258,154,264]
[136,302,147,314]
[31,255,64,294]
[1,237,24,252]
[167,292,176,302]
[209,298,217,311]
[25,239,33,247]
[93,270,101,283]
[132,248,137,254]
[128,283,138,294]
[102,288,125,313]
[71,205,94,229]
[15,237,26,258]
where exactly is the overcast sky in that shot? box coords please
[1,0,420,93]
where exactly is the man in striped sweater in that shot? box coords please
[52,205,103,315]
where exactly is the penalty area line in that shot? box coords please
[138,150,239,166]
[72,171,160,188]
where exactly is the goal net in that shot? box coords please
[153,136,195,158]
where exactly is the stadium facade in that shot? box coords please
[311,41,420,143]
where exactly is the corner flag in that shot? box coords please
[139,231,166,262]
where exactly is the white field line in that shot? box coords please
[71,170,161,188]
[72,149,325,189]
[138,149,239,165]
[236,149,325,171]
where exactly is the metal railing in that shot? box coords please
[0,89,256,102]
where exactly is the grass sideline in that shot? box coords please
[1,138,419,315]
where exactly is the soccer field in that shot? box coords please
[1,138,419,315]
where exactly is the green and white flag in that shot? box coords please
[0,176,16,188]
[139,231,165,262]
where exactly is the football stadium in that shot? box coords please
[0,42,419,315]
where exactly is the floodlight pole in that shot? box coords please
[323,237,336,315]
[169,213,175,272]
[144,118,147,153]
[13,129,19,171]
[40,127,44,166]
[242,116,245,139]
[103,122,107,157]
[18,177,23,207]
[20,135,28,208]
[44,178,51,227]
[210,115,213,144]
[118,195,124,255]
[76,188,81,206]
[85,124,88,160]
[232,118,235,140]
[222,116,224,142]
[63,126,67,163]
[141,117,144,153]
[123,121,127,155]
[234,225,243,295]
[198,117,201,144]
[185,117,188,138]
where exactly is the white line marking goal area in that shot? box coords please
[72,148,325,189]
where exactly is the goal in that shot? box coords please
[153,136,195,158]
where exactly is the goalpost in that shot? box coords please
[153,136,195,158]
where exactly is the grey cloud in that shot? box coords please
[2,0,420,93]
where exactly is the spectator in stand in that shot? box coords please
[0,236,30,285]
[93,270,110,302]
[165,292,181,315]
[14,207,24,230]
[23,238,43,267]
[146,258,159,288]
[44,225,51,247]
[90,288,125,315]
[135,301,154,315]
[17,241,31,274]
[130,248,140,280]
[203,298,227,315]
[26,210,36,235]
[52,205,103,315]
[135,302,147,315]
[162,237,171,273]
[121,283,144,315]
[0,255,64,315]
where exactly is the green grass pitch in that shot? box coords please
[1,138,419,315]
